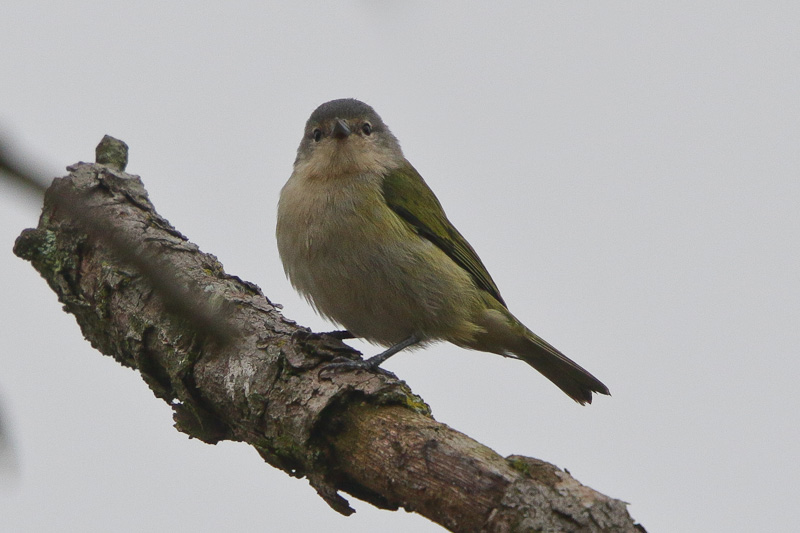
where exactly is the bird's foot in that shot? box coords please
[318,334,420,378]
[324,355,381,372]
[322,329,355,340]
[318,354,394,380]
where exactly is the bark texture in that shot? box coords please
[12,139,645,532]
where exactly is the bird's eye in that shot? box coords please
[361,122,372,135]
[312,129,322,142]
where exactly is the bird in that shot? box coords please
[276,98,609,404]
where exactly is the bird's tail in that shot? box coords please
[469,308,610,405]
[513,329,609,405]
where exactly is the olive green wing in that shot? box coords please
[381,163,507,307]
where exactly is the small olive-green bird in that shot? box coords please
[277,98,609,404]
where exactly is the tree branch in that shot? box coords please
[12,138,645,532]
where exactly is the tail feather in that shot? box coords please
[469,307,610,404]
[515,332,610,405]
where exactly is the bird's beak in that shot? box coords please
[332,119,351,139]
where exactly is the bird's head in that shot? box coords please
[294,98,404,179]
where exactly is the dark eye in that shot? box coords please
[361,122,372,135]
[312,129,322,142]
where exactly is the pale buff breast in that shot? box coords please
[276,171,484,346]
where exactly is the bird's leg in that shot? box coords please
[322,334,420,373]
[363,334,420,367]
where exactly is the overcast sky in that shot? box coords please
[2,2,799,532]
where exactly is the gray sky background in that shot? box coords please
[2,2,798,532]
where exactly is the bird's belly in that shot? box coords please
[282,210,481,346]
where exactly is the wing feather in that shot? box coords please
[381,164,507,307]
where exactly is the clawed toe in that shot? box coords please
[321,357,375,374]
[318,355,399,380]
[323,330,355,340]
[317,335,420,378]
